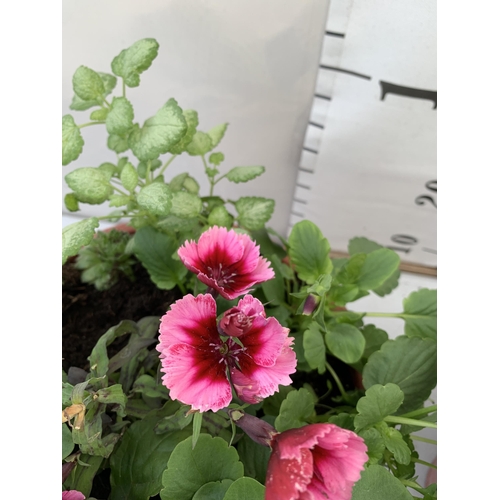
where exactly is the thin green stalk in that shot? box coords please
[78,121,106,128]
[111,184,130,196]
[103,98,112,108]
[412,457,437,469]
[325,362,348,401]
[400,479,423,491]
[399,405,437,419]
[122,79,126,98]
[145,160,152,185]
[384,415,437,429]
[202,155,215,196]
[364,312,402,318]
[157,155,177,177]
[410,435,437,445]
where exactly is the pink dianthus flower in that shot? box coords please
[62,491,85,500]
[156,294,296,412]
[178,226,274,300]
[265,423,368,500]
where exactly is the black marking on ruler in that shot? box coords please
[293,198,308,205]
[320,64,371,80]
[422,248,437,254]
[299,167,314,173]
[303,146,318,154]
[325,30,345,38]
[296,183,311,190]
[291,210,304,217]
[314,93,332,101]
[309,121,324,129]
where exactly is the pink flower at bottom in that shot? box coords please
[156,293,296,412]
[178,226,274,300]
[265,423,368,500]
[62,491,85,500]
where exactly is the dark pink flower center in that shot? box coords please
[206,262,238,288]
[209,338,248,368]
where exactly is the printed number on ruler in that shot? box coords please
[415,180,437,209]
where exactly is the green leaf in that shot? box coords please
[90,108,109,121]
[336,254,366,285]
[64,193,79,212]
[379,424,411,465]
[401,289,437,340]
[72,65,105,102]
[62,217,99,264]
[348,237,383,255]
[208,205,234,229]
[325,323,366,364]
[137,182,172,216]
[225,166,265,184]
[170,191,202,219]
[120,162,138,192]
[209,152,225,166]
[193,481,233,500]
[236,434,270,484]
[133,226,188,290]
[169,109,199,154]
[97,162,116,180]
[106,97,134,136]
[207,123,228,148]
[65,454,104,498]
[62,115,84,165]
[354,383,404,431]
[363,336,437,414]
[358,427,385,465]
[361,325,389,358]
[348,238,400,296]
[274,388,315,432]
[109,418,191,500]
[223,477,265,500]
[249,228,287,260]
[111,38,159,87]
[261,254,285,306]
[357,249,400,291]
[160,434,243,500]
[129,98,187,161]
[109,194,130,207]
[70,72,117,111]
[288,221,333,284]
[235,197,275,231]
[307,274,332,297]
[186,131,213,156]
[261,385,294,417]
[303,321,326,374]
[192,411,203,449]
[65,167,113,204]
[62,423,74,460]
[351,465,413,500]
[108,133,129,153]
[373,269,400,297]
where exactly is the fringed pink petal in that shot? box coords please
[160,343,232,412]
[196,226,245,270]
[265,447,313,500]
[157,294,218,349]
[238,340,297,400]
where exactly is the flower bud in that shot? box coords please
[228,409,277,447]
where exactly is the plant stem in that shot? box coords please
[325,362,348,401]
[157,155,177,177]
[122,79,126,98]
[364,312,402,318]
[112,185,130,196]
[202,155,215,196]
[78,121,106,128]
[410,435,437,445]
[412,457,437,469]
[384,415,437,429]
[399,404,437,419]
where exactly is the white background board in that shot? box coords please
[291,0,437,268]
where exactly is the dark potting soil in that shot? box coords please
[62,261,181,373]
